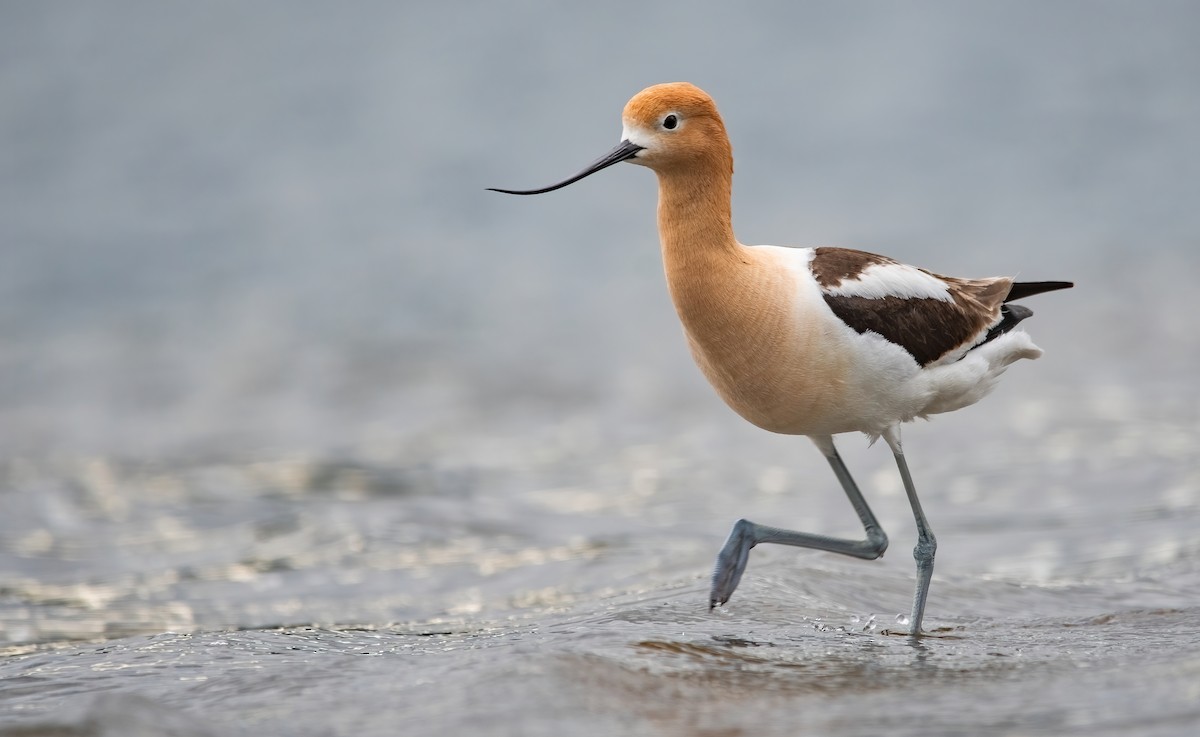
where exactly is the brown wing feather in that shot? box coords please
[822,291,998,366]
[812,250,1070,367]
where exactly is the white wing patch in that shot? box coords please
[823,262,954,303]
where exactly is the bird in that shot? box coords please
[489,82,1072,636]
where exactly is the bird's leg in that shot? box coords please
[709,435,889,609]
[881,426,936,636]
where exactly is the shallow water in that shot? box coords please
[2,1,1200,735]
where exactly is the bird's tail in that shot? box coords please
[1005,281,1074,302]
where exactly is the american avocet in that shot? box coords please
[490,82,1072,635]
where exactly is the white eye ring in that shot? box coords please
[661,113,679,130]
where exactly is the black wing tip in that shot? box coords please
[981,303,1035,345]
[1006,303,1035,321]
[1005,280,1075,302]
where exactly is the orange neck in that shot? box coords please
[656,163,744,311]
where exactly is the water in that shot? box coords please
[2,1,1200,735]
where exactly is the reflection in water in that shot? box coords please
[631,633,987,698]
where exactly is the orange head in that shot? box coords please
[489,82,732,195]
[619,82,732,176]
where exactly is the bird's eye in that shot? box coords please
[662,114,678,130]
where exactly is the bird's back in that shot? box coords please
[667,245,1061,437]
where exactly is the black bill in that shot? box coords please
[488,139,644,195]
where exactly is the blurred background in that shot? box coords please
[1,1,1199,735]
[3,1,1197,458]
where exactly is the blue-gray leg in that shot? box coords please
[882,427,937,636]
[709,435,889,609]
